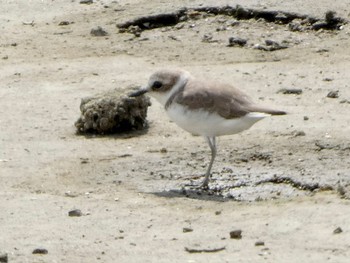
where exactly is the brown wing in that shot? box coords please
[174,79,253,119]
[174,79,286,119]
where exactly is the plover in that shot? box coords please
[130,69,286,187]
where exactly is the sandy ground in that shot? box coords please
[1,0,350,262]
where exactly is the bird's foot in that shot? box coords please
[182,174,210,189]
[183,179,209,189]
[197,177,209,189]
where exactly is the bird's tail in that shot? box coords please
[249,105,287,116]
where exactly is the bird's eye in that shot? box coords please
[152,81,163,89]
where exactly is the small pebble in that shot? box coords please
[275,12,288,21]
[202,34,217,43]
[288,21,303,32]
[32,248,48,254]
[58,21,70,26]
[312,21,328,30]
[90,26,108,36]
[0,253,8,263]
[303,116,309,121]
[183,227,193,233]
[326,90,339,98]
[339,99,350,104]
[277,88,303,95]
[293,130,306,137]
[255,241,265,246]
[316,48,329,53]
[80,0,93,4]
[68,209,83,217]
[228,37,247,47]
[229,229,242,239]
[333,227,343,234]
[323,77,333,82]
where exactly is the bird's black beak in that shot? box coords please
[128,87,149,97]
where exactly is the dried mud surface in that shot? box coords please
[1,0,350,262]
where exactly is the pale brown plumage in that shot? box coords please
[167,78,286,118]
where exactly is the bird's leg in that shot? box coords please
[199,136,217,188]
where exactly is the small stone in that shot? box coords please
[80,158,89,164]
[80,0,93,4]
[265,39,276,46]
[312,21,328,30]
[337,185,346,196]
[323,77,333,82]
[174,23,185,30]
[253,43,265,50]
[215,211,221,215]
[265,39,288,50]
[160,148,167,153]
[0,253,8,263]
[168,35,178,41]
[90,26,108,36]
[275,13,288,23]
[183,227,193,233]
[288,21,303,31]
[326,90,339,98]
[216,18,227,24]
[235,5,250,19]
[316,48,329,53]
[333,227,343,234]
[324,10,344,28]
[303,116,309,121]
[187,10,202,19]
[255,241,265,246]
[202,34,218,43]
[126,25,141,37]
[325,11,336,23]
[59,21,70,26]
[68,209,82,217]
[228,37,247,47]
[227,20,240,27]
[253,40,288,51]
[229,229,242,239]
[32,248,48,254]
[293,130,306,137]
[216,25,227,31]
[340,99,350,104]
[277,88,303,95]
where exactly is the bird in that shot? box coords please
[129,69,286,188]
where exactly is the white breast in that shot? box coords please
[166,103,269,137]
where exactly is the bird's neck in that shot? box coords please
[164,72,190,109]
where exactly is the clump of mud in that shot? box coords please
[75,86,151,134]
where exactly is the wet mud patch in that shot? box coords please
[174,175,334,202]
[150,174,334,202]
[117,6,346,32]
[117,5,346,53]
[147,143,349,202]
